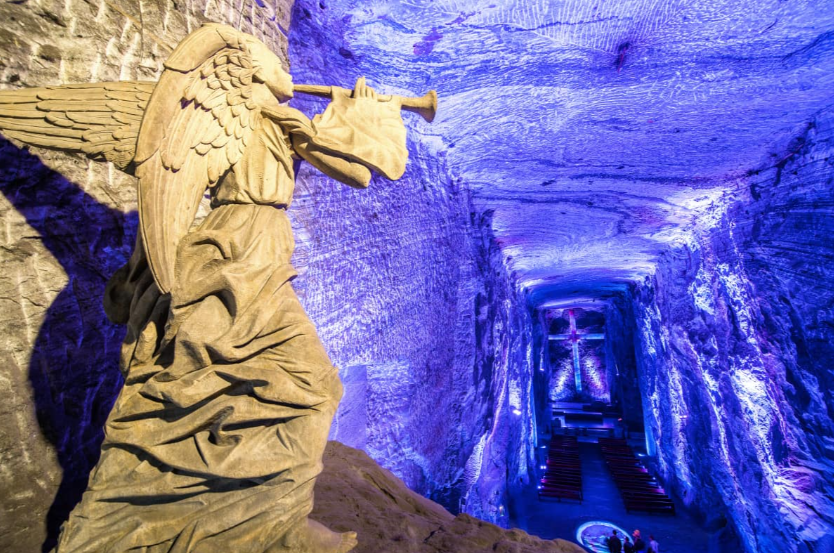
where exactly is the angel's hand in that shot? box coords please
[308,77,407,182]
[352,77,377,100]
[325,77,400,122]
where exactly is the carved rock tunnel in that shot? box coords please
[0,0,832,552]
[290,2,834,551]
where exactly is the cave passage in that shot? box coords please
[1,1,833,552]
[509,302,703,550]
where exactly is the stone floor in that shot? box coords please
[510,440,711,553]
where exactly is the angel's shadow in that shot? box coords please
[0,139,137,551]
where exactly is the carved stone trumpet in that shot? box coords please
[293,84,438,123]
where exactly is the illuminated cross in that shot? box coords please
[548,309,605,394]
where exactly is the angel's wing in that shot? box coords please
[135,24,262,294]
[0,82,155,171]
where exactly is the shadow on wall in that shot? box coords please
[0,139,135,551]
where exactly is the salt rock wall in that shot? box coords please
[288,2,539,524]
[0,1,292,551]
[604,298,644,431]
[630,109,834,553]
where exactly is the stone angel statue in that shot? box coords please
[0,23,435,553]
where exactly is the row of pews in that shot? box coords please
[538,435,582,503]
[558,426,615,438]
[599,437,675,515]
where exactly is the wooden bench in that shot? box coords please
[617,479,661,489]
[622,489,669,499]
[624,498,675,515]
[610,470,651,476]
[540,481,582,491]
[539,436,583,504]
[607,462,644,471]
[545,465,581,473]
[610,473,653,482]
[542,472,582,481]
[542,470,582,478]
[544,465,581,472]
[538,487,583,503]
[542,479,582,488]
[611,471,656,480]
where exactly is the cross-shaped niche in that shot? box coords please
[547,308,609,401]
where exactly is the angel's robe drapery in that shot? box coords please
[52,88,408,551]
[54,168,342,551]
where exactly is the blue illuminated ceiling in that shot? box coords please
[300,0,834,307]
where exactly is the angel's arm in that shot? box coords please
[261,103,371,189]
[290,133,371,189]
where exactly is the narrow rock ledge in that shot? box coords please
[313,442,585,553]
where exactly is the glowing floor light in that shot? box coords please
[576,520,630,552]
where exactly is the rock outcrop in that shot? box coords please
[313,441,584,553]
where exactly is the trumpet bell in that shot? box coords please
[406,90,437,123]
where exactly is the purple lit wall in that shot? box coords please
[579,343,609,402]
[604,297,645,431]
[627,111,834,553]
[549,342,610,403]
[286,4,542,526]
[548,354,575,403]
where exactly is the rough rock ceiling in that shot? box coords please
[299,0,834,307]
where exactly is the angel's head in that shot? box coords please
[167,25,295,103]
[246,39,294,102]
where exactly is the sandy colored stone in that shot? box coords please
[313,441,585,553]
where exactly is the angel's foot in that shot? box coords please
[306,519,358,553]
[276,518,357,553]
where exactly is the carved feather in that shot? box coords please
[0,81,156,171]
[0,24,289,296]
[135,25,268,294]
